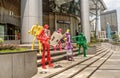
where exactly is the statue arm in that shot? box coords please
[37,29,44,40]
[84,36,87,42]
[72,35,79,39]
[28,26,34,34]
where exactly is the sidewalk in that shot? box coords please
[90,46,120,78]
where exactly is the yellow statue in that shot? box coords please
[28,23,43,54]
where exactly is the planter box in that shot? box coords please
[0,50,37,78]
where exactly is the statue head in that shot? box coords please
[66,29,70,33]
[57,28,62,33]
[44,24,49,29]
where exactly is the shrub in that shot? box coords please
[0,44,19,50]
[0,38,4,44]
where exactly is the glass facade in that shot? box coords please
[0,1,20,40]
[0,24,4,39]
[0,23,20,40]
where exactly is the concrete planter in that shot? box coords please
[87,46,96,54]
[0,50,37,78]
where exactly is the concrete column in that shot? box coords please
[95,2,101,38]
[80,0,90,42]
[21,0,43,44]
[98,9,101,31]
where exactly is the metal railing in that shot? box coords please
[0,35,20,40]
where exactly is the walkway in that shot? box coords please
[32,43,120,78]
[90,45,120,78]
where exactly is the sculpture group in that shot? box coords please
[29,24,87,69]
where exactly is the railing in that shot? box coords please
[0,14,20,26]
[0,35,20,40]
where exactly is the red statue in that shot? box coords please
[37,24,53,69]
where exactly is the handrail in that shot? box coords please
[0,35,20,40]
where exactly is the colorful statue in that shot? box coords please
[28,24,43,54]
[50,28,63,52]
[64,29,74,61]
[72,33,87,57]
[37,24,53,69]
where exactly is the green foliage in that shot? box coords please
[0,44,19,50]
[0,44,27,53]
[90,36,99,43]
[0,48,27,53]
[0,39,27,53]
[0,38,4,44]
[112,34,119,41]
[99,39,104,42]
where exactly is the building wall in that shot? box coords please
[101,10,118,31]
[43,13,79,36]
[1,0,91,43]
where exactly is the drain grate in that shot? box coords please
[39,71,47,74]
[54,65,63,68]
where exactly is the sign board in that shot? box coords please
[57,20,70,24]
[50,31,63,46]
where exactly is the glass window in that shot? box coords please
[0,25,4,39]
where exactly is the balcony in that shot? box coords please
[0,14,20,26]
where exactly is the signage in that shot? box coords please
[57,20,70,24]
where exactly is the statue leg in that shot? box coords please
[78,44,81,56]
[38,41,42,55]
[47,43,53,67]
[70,50,74,61]
[59,42,62,51]
[71,50,74,61]
[41,43,46,69]
[54,45,57,52]
[66,50,69,61]
[83,45,87,57]
[32,37,36,50]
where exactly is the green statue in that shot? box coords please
[72,33,87,57]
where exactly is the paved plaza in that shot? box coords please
[31,43,120,78]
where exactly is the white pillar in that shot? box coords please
[95,2,101,38]
[21,0,43,44]
[80,0,90,42]
[98,9,101,31]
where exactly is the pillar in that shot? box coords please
[80,0,90,42]
[95,2,101,38]
[21,0,43,44]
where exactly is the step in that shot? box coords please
[37,46,105,67]
[50,49,111,78]
[33,48,107,78]
[72,49,113,78]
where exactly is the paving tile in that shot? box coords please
[90,70,120,78]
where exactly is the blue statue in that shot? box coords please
[106,23,111,39]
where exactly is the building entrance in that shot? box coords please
[57,23,70,34]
